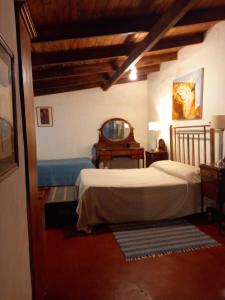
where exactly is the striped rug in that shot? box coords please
[110,219,220,260]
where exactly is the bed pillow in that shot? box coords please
[150,160,200,183]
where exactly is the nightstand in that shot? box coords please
[200,164,225,231]
[145,150,168,168]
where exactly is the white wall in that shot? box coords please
[147,21,225,150]
[35,81,148,160]
[0,1,32,299]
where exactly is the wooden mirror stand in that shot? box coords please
[93,118,144,168]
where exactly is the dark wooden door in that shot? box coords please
[15,2,46,299]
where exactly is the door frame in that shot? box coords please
[15,1,46,299]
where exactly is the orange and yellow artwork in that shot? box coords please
[172,69,204,120]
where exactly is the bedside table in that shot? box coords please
[145,150,168,168]
[200,164,225,231]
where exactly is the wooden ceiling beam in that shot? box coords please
[178,6,225,27]
[135,65,160,75]
[137,52,177,67]
[33,63,117,81]
[33,52,176,80]
[153,33,203,52]
[103,0,197,91]
[117,74,147,84]
[34,75,147,97]
[32,33,203,67]
[34,83,101,96]
[33,63,160,82]
[34,74,104,90]
[34,65,157,90]
[32,7,225,43]
[32,45,128,66]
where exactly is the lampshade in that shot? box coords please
[148,121,161,131]
[211,115,225,129]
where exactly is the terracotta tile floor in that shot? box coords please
[43,222,225,300]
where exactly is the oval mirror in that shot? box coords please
[102,119,131,141]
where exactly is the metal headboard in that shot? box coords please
[170,124,215,166]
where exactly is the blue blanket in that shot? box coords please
[38,158,95,187]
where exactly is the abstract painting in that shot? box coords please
[172,68,204,120]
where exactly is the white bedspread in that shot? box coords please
[76,161,201,232]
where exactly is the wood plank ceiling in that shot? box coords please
[27,0,225,96]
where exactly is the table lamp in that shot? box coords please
[148,121,161,150]
[211,115,225,166]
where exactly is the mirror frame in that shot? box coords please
[101,117,131,142]
[98,117,137,146]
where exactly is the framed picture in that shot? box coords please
[36,106,53,127]
[0,34,18,179]
[172,68,204,120]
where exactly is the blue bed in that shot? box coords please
[38,158,95,187]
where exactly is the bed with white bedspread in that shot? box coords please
[75,124,216,232]
[76,160,201,232]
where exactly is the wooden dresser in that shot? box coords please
[145,150,168,167]
[95,147,144,168]
[200,164,225,231]
[93,118,144,168]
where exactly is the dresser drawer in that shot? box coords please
[98,150,111,160]
[113,149,130,156]
[200,166,221,201]
[201,181,218,200]
[200,164,225,222]
[131,149,144,156]
[151,153,160,160]
[131,154,143,159]
[201,168,219,181]
[145,150,168,167]
[98,150,111,155]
